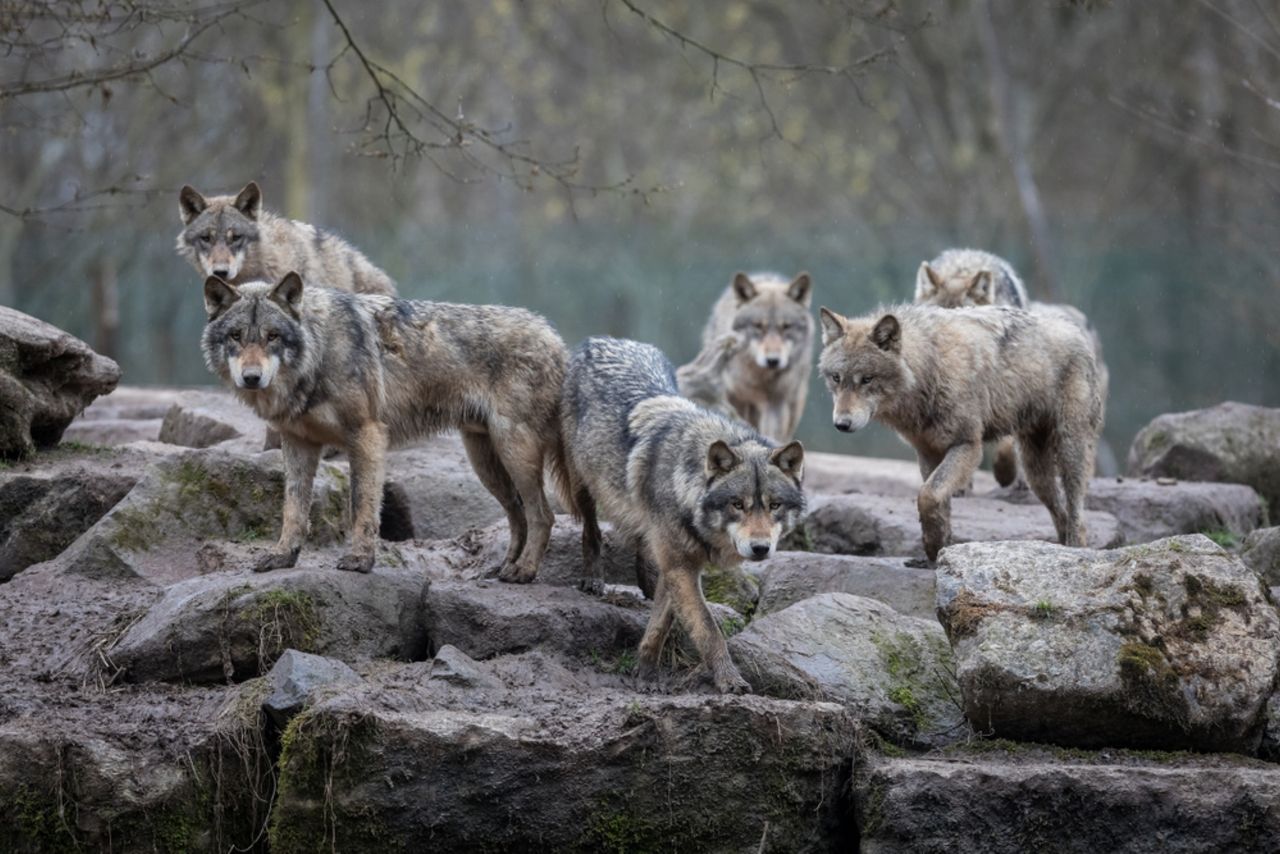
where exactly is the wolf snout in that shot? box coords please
[749,542,771,560]
[764,355,782,369]
[213,267,230,279]
[834,417,855,432]
[241,368,263,389]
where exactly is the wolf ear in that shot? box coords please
[967,271,992,303]
[787,272,812,306]
[915,262,944,300]
[818,307,846,345]
[270,271,304,317]
[706,440,741,479]
[179,186,207,224]
[233,181,262,220]
[871,314,901,352]
[731,273,757,304]
[770,440,805,483]
[203,276,240,320]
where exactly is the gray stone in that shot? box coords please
[263,649,362,727]
[158,389,266,451]
[936,535,1280,752]
[1261,691,1280,762]
[381,437,508,540]
[756,552,935,619]
[803,449,996,498]
[1242,526,1280,586]
[0,306,120,458]
[427,643,503,690]
[730,592,966,748]
[1128,401,1280,511]
[61,416,162,446]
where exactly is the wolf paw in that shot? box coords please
[253,547,299,573]
[578,577,606,596]
[713,667,751,695]
[336,551,374,573]
[497,561,537,584]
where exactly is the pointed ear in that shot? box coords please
[819,307,846,346]
[871,314,901,352]
[787,272,812,306]
[770,440,805,483]
[915,262,943,300]
[270,271,304,317]
[233,181,262,220]
[179,185,207,224]
[706,440,740,479]
[967,271,992,303]
[731,273,757,303]
[203,276,240,320]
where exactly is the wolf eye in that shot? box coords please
[768,500,781,511]
[228,330,242,343]
[861,375,873,386]
[829,373,841,384]
[229,232,242,245]
[780,322,792,331]
[199,232,213,245]
[754,322,766,332]
[266,331,279,342]
[731,499,745,511]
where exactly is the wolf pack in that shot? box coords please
[178,182,1107,694]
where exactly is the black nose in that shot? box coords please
[242,373,261,389]
[213,268,230,279]
[750,543,770,559]
[835,420,853,432]
[765,357,781,368]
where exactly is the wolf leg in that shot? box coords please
[1018,432,1069,542]
[636,574,673,682]
[576,486,605,595]
[661,555,749,694]
[493,428,555,584]
[917,441,982,563]
[461,432,526,568]
[255,433,321,572]
[1055,431,1094,547]
[337,421,388,573]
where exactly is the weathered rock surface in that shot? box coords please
[804,449,997,497]
[111,566,429,683]
[857,749,1280,853]
[262,649,362,728]
[0,306,121,458]
[381,438,509,540]
[1242,526,1280,587]
[1262,692,1280,762]
[936,536,1280,752]
[730,593,965,748]
[61,416,162,446]
[756,552,935,619]
[1128,402,1280,510]
[158,389,266,451]
[786,492,1122,558]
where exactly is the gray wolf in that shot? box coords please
[675,331,743,419]
[560,336,806,693]
[699,272,814,441]
[818,304,1103,562]
[178,182,397,296]
[201,272,566,578]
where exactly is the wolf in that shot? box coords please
[675,331,743,419]
[818,304,1103,563]
[699,272,814,441]
[201,272,566,578]
[178,182,397,296]
[560,336,806,693]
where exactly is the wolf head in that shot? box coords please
[699,439,806,561]
[817,307,914,433]
[728,272,812,370]
[177,182,264,281]
[201,272,305,391]
[914,261,995,308]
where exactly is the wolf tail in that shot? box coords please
[547,409,582,521]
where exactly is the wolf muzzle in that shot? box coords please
[833,407,872,433]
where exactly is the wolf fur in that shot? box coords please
[818,303,1103,562]
[201,273,566,578]
[178,182,397,296]
[699,272,814,441]
[675,331,743,419]
[561,337,806,693]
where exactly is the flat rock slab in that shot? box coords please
[730,593,966,748]
[803,450,996,498]
[787,492,1122,558]
[1128,401,1280,511]
[1242,526,1280,587]
[936,535,1280,753]
[857,752,1280,853]
[757,552,935,619]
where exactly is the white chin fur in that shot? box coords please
[229,354,280,389]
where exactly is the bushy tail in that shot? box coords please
[547,404,582,521]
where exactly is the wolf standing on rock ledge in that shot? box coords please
[200,272,567,579]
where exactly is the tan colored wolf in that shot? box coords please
[201,272,565,578]
[699,272,814,441]
[178,182,397,296]
[561,336,806,693]
[818,303,1103,562]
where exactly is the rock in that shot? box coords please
[158,389,266,451]
[0,306,120,458]
[269,689,857,852]
[936,535,1280,753]
[1128,402,1280,511]
[786,492,1122,558]
[427,644,503,690]
[76,385,187,421]
[730,593,965,748]
[803,450,996,498]
[1261,692,1280,762]
[61,416,162,446]
[262,649,362,728]
[111,565,429,683]
[424,579,647,661]
[381,438,508,540]
[857,749,1280,853]
[1242,527,1280,586]
[756,552,935,619]
[701,561,759,615]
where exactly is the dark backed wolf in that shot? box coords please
[201,273,566,578]
[561,337,806,693]
[178,182,397,296]
[818,304,1103,563]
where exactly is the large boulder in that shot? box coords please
[936,536,1280,753]
[730,593,965,748]
[1128,402,1280,511]
[0,306,120,459]
[786,492,1122,558]
[158,389,266,451]
[381,438,508,540]
[756,552,935,619]
[1242,526,1280,587]
[110,565,429,683]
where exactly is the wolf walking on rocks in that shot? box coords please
[560,336,806,693]
[818,303,1103,563]
[200,272,567,578]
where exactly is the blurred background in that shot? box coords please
[1,0,1278,458]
